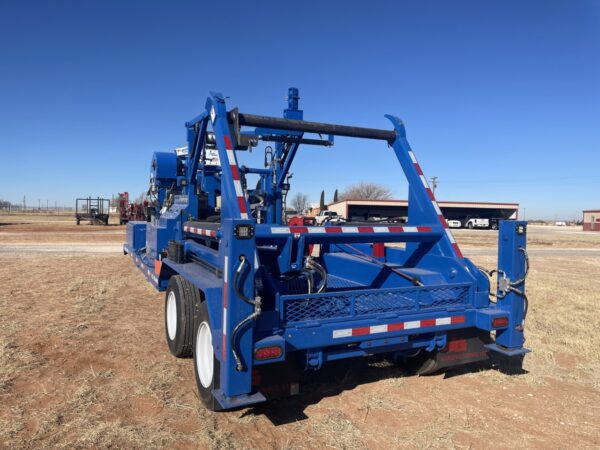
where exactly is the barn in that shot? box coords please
[583,209,600,231]
[327,199,519,223]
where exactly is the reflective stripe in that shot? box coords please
[333,329,353,339]
[269,226,433,234]
[408,150,417,164]
[332,316,465,338]
[370,324,388,334]
[233,180,244,197]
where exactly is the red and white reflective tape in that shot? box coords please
[223,135,249,219]
[222,255,228,361]
[332,315,465,339]
[408,149,463,259]
[271,225,432,234]
[183,225,217,238]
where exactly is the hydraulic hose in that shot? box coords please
[230,256,262,372]
[306,257,327,293]
[337,244,423,287]
[479,247,529,318]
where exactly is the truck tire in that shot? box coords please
[401,349,440,376]
[491,222,498,230]
[193,300,222,411]
[467,222,474,229]
[164,276,199,358]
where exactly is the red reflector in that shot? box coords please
[492,316,509,328]
[254,346,283,360]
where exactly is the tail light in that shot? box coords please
[492,316,509,328]
[254,346,283,361]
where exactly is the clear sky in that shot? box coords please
[1,0,598,220]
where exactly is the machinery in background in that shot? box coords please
[124,88,530,411]
[75,197,110,225]
[117,192,149,225]
[287,215,316,227]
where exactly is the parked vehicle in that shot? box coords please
[315,210,340,225]
[463,217,489,229]
[447,219,462,228]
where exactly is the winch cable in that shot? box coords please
[336,243,423,287]
[231,256,262,372]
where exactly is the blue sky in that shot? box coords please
[0,0,598,219]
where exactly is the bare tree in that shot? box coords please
[290,192,310,213]
[135,192,147,204]
[339,182,393,200]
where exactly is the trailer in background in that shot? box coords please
[75,197,110,225]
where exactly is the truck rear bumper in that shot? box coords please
[279,307,525,356]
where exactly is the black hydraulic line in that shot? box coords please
[337,244,423,287]
[306,257,327,293]
[230,111,397,142]
[231,256,261,372]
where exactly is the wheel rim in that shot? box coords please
[166,291,177,340]
[196,321,214,388]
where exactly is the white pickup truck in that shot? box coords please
[315,210,341,225]
[463,218,489,229]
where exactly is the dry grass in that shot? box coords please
[0,211,73,223]
[0,333,42,394]
[65,276,125,314]
[463,253,600,391]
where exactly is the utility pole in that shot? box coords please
[429,177,439,197]
[23,196,26,210]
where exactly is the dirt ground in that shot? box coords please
[1,221,599,449]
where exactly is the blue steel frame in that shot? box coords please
[123,88,529,409]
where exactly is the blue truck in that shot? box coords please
[124,88,529,410]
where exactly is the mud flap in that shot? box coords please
[435,329,491,370]
[251,359,300,400]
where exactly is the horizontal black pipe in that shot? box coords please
[260,135,332,146]
[230,111,396,141]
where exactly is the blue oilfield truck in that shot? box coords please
[124,88,529,410]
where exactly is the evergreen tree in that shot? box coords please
[319,190,327,211]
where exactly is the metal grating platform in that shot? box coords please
[281,283,471,325]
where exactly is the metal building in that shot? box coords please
[328,199,519,222]
[583,209,600,231]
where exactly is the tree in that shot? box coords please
[333,189,339,203]
[319,190,327,211]
[339,182,393,200]
[135,192,147,204]
[290,192,310,213]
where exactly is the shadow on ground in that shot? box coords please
[246,353,527,426]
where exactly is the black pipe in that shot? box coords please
[230,111,396,142]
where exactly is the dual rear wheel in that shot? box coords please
[164,276,221,410]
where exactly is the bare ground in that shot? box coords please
[1,222,599,449]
